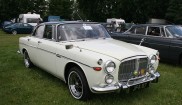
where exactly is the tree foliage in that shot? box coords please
[48,0,73,20]
[0,0,48,22]
[76,0,170,23]
[166,0,182,24]
[0,0,182,24]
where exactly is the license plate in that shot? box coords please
[130,82,149,92]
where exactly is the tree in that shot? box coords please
[48,0,73,20]
[166,0,182,24]
[0,0,48,22]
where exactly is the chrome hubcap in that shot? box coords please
[12,31,17,35]
[24,52,30,68]
[68,71,83,98]
[24,59,29,67]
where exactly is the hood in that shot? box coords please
[69,38,147,60]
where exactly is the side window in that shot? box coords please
[32,25,45,38]
[43,25,53,40]
[57,25,67,41]
[147,27,160,36]
[135,26,146,34]
[126,27,135,34]
[23,23,29,27]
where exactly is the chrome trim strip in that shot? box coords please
[20,43,92,68]
[56,54,92,68]
[91,72,160,92]
[121,55,148,62]
[92,85,120,92]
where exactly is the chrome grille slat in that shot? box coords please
[118,57,148,82]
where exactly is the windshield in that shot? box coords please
[57,23,110,41]
[166,26,182,37]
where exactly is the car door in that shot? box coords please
[13,23,21,33]
[144,26,170,61]
[23,23,32,33]
[111,26,147,44]
[126,26,147,45]
[164,26,182,62]
[25,25,45,65]
[168,38,182,62]
[111,32,130,43]
[36,25,58,75]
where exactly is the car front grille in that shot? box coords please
[118,57,148,82]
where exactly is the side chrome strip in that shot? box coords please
[56,54,92,68]
[20,43,92,68]
[121,55,148,63]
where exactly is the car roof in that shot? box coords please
[132,24,178,27]
[41,21,99,25]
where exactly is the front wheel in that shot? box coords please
[24,50,33,68]
[12,30,17,35]
[68,67,91,100]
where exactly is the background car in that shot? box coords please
[111,24,182,64]
[1,21,13,29]
[102,23,134,33]
[3,23,33,35]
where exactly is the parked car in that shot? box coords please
[3,23,33,35]
[102,23,134,33]
[1,21,13,29]
[111,24,182,64]
[19,22,160,100]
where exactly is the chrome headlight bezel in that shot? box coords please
[105,74,114,84]
[105,60,116,73]
[149,55,157,65]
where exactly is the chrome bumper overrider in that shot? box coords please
[91,72,160,92]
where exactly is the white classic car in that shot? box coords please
[19,21,160,100]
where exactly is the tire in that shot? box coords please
[68,67,91,100]
[12,30,17,35]
[23,50,33,68]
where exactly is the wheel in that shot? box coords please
[12,30,17,35]
[68,67,91,100]
[23,50,33,68]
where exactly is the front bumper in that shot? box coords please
[91,72,160,92]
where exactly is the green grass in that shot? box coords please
[0,30,182,105]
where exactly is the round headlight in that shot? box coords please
[150,55,157,64]
[105,74,114,84]
[105,61,116,73]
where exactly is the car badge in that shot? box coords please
[140,69,145,75]
[133,70,138,76]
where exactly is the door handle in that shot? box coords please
[38,41,42,44]
[27,39,30,41]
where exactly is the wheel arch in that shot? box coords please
[22,48,27,54]
[64,62,87,84]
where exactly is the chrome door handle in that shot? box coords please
[27,39,30,41]
[38,41,42,44]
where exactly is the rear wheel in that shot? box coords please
[68,67,91,100]
[24,50,33,68]
[12,30,17,35]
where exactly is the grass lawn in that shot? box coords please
[0,29,182,105]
